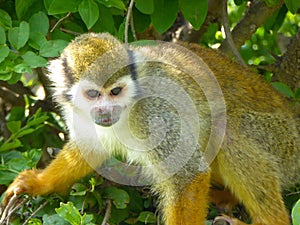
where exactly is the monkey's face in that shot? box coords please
[70,75,137,128]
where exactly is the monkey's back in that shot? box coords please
[185,43,300,189]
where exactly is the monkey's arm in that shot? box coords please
[3,142,95,205]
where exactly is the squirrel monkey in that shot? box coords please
[3,33,300,225]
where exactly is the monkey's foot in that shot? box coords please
[213,215,248,225]
[213,216,233,225]
[2,169,43,206]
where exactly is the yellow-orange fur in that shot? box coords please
[3,34,299,225]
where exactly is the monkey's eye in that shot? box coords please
[86,89,100,99]
[110,87,122,96]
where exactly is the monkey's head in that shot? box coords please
[48,33,138,128]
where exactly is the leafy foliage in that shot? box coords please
[293,199,300,225]
[0,0,299,224]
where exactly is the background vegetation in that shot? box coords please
[0,0,299,224]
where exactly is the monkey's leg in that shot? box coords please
[3,142,97,205]
[163,171,211,225]
[216,150,290,225]
[209,188,239,215]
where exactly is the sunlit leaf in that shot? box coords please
[79,0,99,29]
[8,21,30,50]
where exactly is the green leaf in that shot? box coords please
[133,7,151,33]
[13,63,32,74]
[117,19,125,42]
[43,214,70,225]
[70,183,88,196]
[29,32,48,50]
[0,139,22,152]
[135,0,154,14]
[102,187,130,209]
[0,9,12,29]
[55,202,94,225]
[23,149,43,167]
[264,6,287,32]
[151,0,179,33]
[272,82,295,98]
[0,27,8,63]
[284,0,300,14]
[108,206,129,224]
[97,0,126,10]
[79,0,99,29]
[263,0,280,7]
[16,128,36,138]
[292,199,300,225]
[16,0,37,19]
[26,116,48,128]
[8,157,30,172]
[180,0,207,30]
[0,73,13,81]
[8,107,25,121]
[0,27,6,44]
[234,0,246,5]
[29,12,49,35]
[56,202,82,225]
[0,46,9,63]
[40,39,68,57]
[137,211,157,223]
[0,171,18,185]
[22,51,48,68]
[7,72,22,84]
[294,88,300,99]
[8,21,30,50]
[7,121,21,133]
[92,5,115,33]
[44,0,81,15]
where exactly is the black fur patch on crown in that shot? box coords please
[127,49,137,80]
[62,57,75,87]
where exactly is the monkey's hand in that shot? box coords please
[2,169,47,206]
[2,143,96,206]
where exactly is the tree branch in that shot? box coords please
[219,0,283,55]
[272,28,300,114]
[0,81,33,96]
[221,0,246,66]
[101,200,112,225]
[272,28,300,90]
[0,88,25,107]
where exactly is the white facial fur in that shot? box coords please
[63,75,138,156]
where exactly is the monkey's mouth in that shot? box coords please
[93,114,120,127]
[90,106,122,127]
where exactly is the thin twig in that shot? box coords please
[124,0,135,43]
[81,191,90,215]
[59,28,81,36]
[221,0,247,67]
[285,191,300,197]
[101,200,112,225]
[130,12,137,41]
[50,12,72,32]
[22,200,49,225]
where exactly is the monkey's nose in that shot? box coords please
[90,106,122,127]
